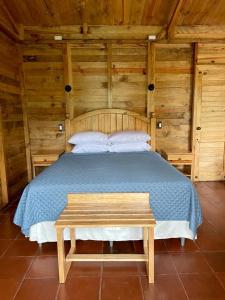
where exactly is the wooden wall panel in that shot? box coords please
[71,44,108,116]
[193,62,225,181]
[22,42,195,158]
[0,32,27,203]
[155,44,193,152]
[22,44,65,153]
[111,43,147,114]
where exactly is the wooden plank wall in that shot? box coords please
[155,44,193,152]
[0,32,27,203]
[71,43,108,116]
[22,42,193,155]
[193,44,225,181]
[111,43,147,114]
[22,44,65,153]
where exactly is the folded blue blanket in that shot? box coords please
[14,152,202,237]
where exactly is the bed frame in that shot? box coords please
[65,109,156,152]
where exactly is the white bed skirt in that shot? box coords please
[29,221,194,243]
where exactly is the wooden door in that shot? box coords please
[193,65,225,181]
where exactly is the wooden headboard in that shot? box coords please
[65,109,156,151]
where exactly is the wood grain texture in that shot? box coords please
[55,192,155,283]
[193,62,225,181]
[68,108,154,150]
[0,107,8,204]
[0,32,27,202]
[4,0,225,28]
[155,44,193,153]
[22,43,65,154]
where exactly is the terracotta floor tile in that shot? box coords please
[36,241,71,256]
[0,214,8,224]
[0,256,33,279]
[26,256,58,278]
[68,261,102,277]
[0,278,22,300]
[36,241,57,255]
[37,241,70,256]
[204,252,225,272]
[141,274,187,300]
[76,240,103,254]
[207,220,225,236]
[133,240,144,254]
[14,278,59,300]
[171,252,211,273]
[216,272,225,289]
[57,276,100,300]
[101,275,142,300]
[103,261,138,276]
[164,238,199,252]
[196,232,225,251]
[134,239,167,254]
[206,181,225,191]
[103,241,135,254]
[16,232,28,240]
[195,182,213,195]
[4,239,39,257]
[138,253,176,276]
[0,239,13,256]
[0,180,224,299]
[0,218,20,239]
[180,273,225,300]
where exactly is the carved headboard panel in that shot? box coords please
[66,109,156,151]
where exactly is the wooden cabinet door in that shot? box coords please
[193,65,225,181]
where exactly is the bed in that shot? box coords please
[14,109,202,243]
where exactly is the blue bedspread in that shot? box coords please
[14,152,202,237]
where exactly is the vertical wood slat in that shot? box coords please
[147,42,156,150]
[18,47,32,181]
[117,114,122,131]
[107,43,112,109]
[122,114,128,130]
[0,107,8,204]
[147,42,156,118]
[191,43,199,180]
[110,114,116,132]
[192,54,203,181]
[63,43,73,151]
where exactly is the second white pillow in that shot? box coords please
[109,130,150,144]
[109,142,150,152]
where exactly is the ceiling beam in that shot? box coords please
[1,2,19,34]
[175,25,225,40]
[167,0,185,39]
[23,25,162,41]
[0,1,23,42]
[0,22,22,42]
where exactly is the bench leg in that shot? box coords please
[70,228,76,254]
[56,228,70,283]
[148,226,154,283]
[143,227,148,272]
[143,227,148,251]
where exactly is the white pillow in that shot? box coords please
[109,130,150,144]
[68,131,108,145]
[71,144,109,153]
[109,142,150,153]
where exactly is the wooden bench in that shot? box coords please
[55,193,155,284]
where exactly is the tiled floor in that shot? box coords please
[0,181,225,299]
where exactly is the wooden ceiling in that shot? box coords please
[1,0,225,42]
[2,0,225,27]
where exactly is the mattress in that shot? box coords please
[14,152,202,240]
